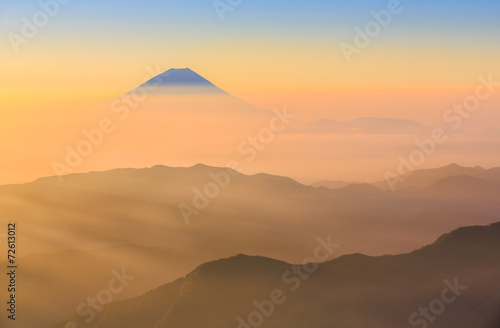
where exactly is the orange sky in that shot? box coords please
[1,1,499,185]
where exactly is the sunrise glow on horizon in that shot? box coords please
[1,0,499,185]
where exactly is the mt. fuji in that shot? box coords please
[137,68,227,94]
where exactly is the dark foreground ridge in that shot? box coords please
[45,222,500,328]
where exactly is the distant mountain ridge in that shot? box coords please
[373,163,500,190]
[311,180,361,190]
[3,162,499,258]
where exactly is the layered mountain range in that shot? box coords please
[1,163,499,328]
[2,69,499,328]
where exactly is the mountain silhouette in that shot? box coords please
[426,175,500,195]
[137,68,226,94]
[373,163,500,190]
[44,222,500,328]
[2,163,499,259]
[311,180,362,190]
[2,163,500,328]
